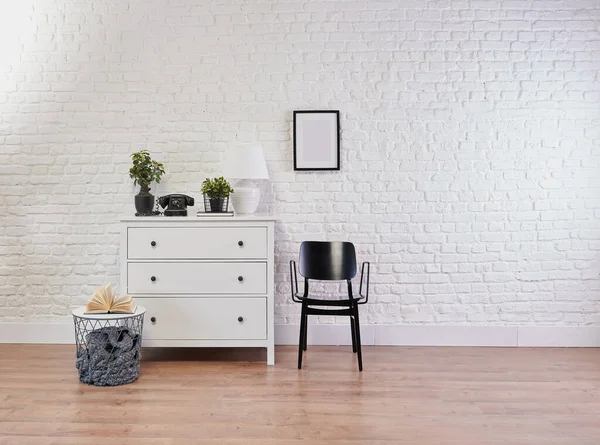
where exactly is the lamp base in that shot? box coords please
[231,182,261,214]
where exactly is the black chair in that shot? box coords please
[290,241,370,371]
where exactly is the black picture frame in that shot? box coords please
[293,110,340,171]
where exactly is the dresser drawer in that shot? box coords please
[127,262,267,295]
[138,297,266,340]
[128,227,267,260]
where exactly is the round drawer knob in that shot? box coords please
[151,276,156,282]
[238,316,244,323]
[238,276,243,282]
[238,241,244,247]
[151,317,156,323]
[151,241,156,247]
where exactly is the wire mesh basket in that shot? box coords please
[72,308,145,386]
[203,195,230,212]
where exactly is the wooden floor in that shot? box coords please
[0,345,599,444]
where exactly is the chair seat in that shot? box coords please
[297,295,365,307]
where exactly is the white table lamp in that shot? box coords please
[224,146,269,214]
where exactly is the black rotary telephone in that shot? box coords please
[158,194,194,217]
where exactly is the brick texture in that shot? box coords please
[0,0,599,325]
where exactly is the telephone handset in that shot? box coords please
[158,194,194,217]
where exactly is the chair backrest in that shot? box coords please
[299,241,357,281]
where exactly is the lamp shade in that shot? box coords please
[224,146,269,180]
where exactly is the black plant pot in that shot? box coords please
[135,194,155,214]
[209,198,224,212]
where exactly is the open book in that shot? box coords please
[85,284,136,314]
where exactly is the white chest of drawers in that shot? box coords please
[120,215,276,365]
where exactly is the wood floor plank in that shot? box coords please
[0,345,599,444]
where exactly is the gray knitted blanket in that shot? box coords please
[76,326,141,386]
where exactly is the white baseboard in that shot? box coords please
[1,323,599,347]
[375,325,518,346]
[0,323,74,344]
[517,326,600,347]
[277,324,600,347]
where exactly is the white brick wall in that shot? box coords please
[1,0,599,327]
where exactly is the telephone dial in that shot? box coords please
[158,194,194,217]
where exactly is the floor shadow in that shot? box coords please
[141,347,266,362]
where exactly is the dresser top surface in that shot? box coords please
[121,214,277,223]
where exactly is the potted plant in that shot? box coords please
[129,150,165,214]
[201,177,234,212]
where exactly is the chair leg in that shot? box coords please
[302,314,308,351]
[298,304,307,369]
[350,303,357,353]
[353,305,363,372]
[350,317,357,353]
